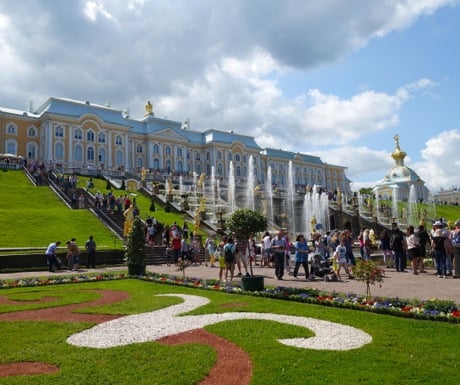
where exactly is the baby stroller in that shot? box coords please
[310,254,337,282]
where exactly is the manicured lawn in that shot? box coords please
[0,279,459,384]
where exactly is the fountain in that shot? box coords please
[266,166,274,224]
[287,161,296,235]
[303,185,329,236]
[407,184,418,227]
[247,156,255,210]
[392,187,398,221]
[228,161,236,213]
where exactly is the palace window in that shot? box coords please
[74,128,82,140]
[74,145,83,162]
[116,150,124,165]
[165,145,171,155]
[87,131,95,142]
[115,135,123,145]
[28,126,37,137]
[136,143,143,153]
[153,144,159,154]
[235,154,240,162]
[98,132,106,143]
[98,148,106,163]
[177,147,183,157]
[6,123,17,135]
[55,142,64,158]
[217,151,222,160]
[6,140,17,154]
[87,147,95,161]
[55,125,64,138]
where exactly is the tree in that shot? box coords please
[226,208,267,276]
[125,217,146,275]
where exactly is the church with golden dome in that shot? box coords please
[373,135,430,202]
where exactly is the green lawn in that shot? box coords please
[0,279,459,384]
[0,170,196,250]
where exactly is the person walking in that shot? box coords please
[271,230,287,280]
[45,241,61,272]
[85,235,97,268]
[293,234,310,280]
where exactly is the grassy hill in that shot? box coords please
[0,170,197,250]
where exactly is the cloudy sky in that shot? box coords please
[1,0,460,192]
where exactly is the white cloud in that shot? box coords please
[416,129,460,191]
[84,1,115,22]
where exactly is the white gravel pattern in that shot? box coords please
[67,294,372,351]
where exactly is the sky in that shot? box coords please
[1,0,460,193]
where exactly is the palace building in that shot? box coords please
[0,97,350,193]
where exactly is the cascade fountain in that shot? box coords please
[407,184,418,227]
[392,187,398,221]
[287,161,296,235]
[266,166,274,224]
[303,185,329,236]
[228,161,236,213]
[247,156,255,210]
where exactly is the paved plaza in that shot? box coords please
[1,262,459,304]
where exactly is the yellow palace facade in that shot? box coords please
[0,97,350,193]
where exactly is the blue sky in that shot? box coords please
[1,0,459,193]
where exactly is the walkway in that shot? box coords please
[1,263,459,304]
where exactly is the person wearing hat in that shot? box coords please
[451,220,460,278]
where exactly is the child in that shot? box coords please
[334,232,353,280]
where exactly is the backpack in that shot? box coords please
[452,230,460,247]
[224,244,235,263]
[390,233,403,251]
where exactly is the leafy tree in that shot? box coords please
[125,217,146,275]
[226,208,267,276]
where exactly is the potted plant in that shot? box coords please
[125,217,147,275]
[226,208,267,291]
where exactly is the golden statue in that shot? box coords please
[140,167,147,181]
[310,215,317,233]
[193,207,201,235]
[167,179,173,195]
[199,197,206,212]
[144,101,153,116]
[197,173,206,189]
[123,205,134,236]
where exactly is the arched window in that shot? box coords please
[243,155,247,163]
[196,165,201,174]
[165,146,171,155]
[26,142,37,159]
[243,166,247,177]
[153,158,160,169]
[236,166,241,177]
[98,148,106,163]
[6,123,17,135]
[228,153,232,161]
[206,152,210,161]
[87,130,95,142]
[74,128,82,140]
[217,163,223,176]
[136,143,143,153]
[206,164,211,175]
[5,139,17,154]
[153,144,159,154]
[55,125,64,137]
[55,142,64,158]
[28,126,37,137]
[115,135,123,145]
[87,147,95,161]
[74,145,83,162]
[177,161,183,172]
[165,159,171,171]
[195,151,200,160]
[98,132,106,143]
[177,147,183,157]
[217,151,222,160]
[235,154,240,162]
[136,157,143,168]
[116,150,124,165]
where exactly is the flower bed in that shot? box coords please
[1,271,459,322]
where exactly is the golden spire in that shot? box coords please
[391,134,406,165]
